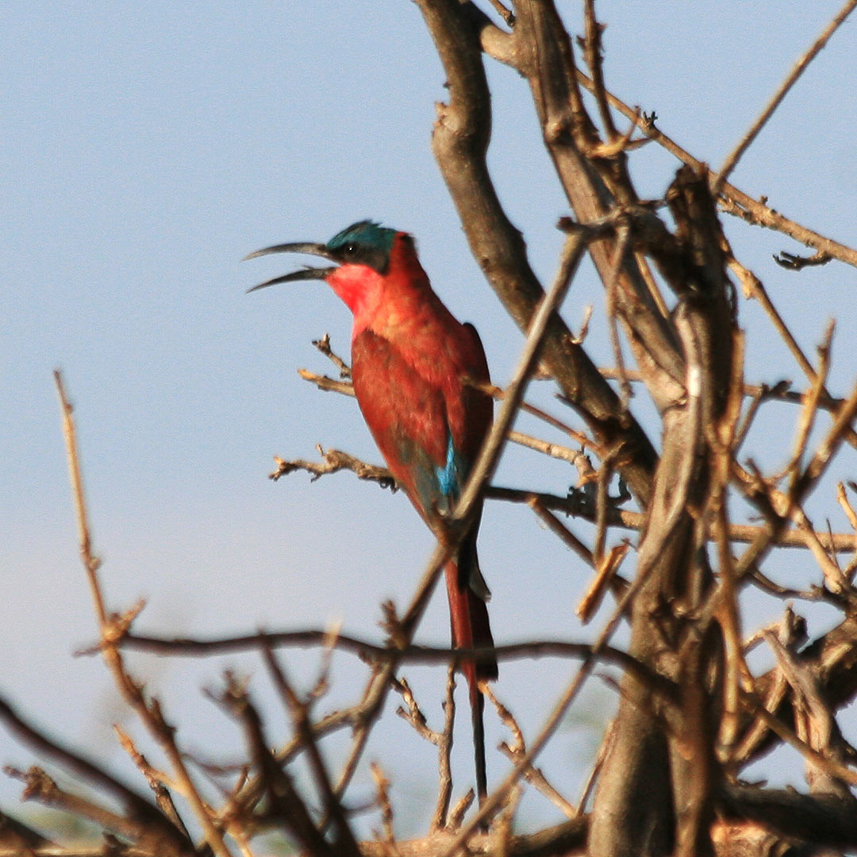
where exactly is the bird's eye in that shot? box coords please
[342,242,358,255]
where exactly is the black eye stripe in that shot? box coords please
[330,242,389,273]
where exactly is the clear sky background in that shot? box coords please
[3,1,857,840]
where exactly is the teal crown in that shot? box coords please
[325,221,401,272]
[327,220,397,254]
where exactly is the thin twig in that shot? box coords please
[738,688,857,788]
[53,370,231,857]
[734,381,857,580]
[604,226,634,409]
[486,685,577,819]
[582,0,616,140]
[313,333,351,378]
[713,0,857,190]
[260,643,360,856]
[528,498,595,566]
[5,766,154,849]
[434,666,457,831]
[571,70,857,268]
[370,762,396,845]
[0,696,191,855]
[113,726,189,838]
[576,718,615,815]
[219,676,334,857]
[116,630,665,688]
[774,249,832,271]
[54,370,105,625]
[256,444,857,552]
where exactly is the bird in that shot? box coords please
[246,220,497,802]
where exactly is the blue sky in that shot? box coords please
[3,1,857,837]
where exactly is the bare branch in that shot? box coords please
[53,371,232,857]
[434,667,457,831]
[261,445,857,555]
[115,628,666,690]
[486,685,577,819]
[261,644,361,854]
[312,332,351,378]
[219,674,336,857]
[574,70,857,268]
[0,695,193,857]
[370,762,396,845]
[713,0,857,190]
[269,446,396,488]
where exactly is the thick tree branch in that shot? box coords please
[414,0,659,505]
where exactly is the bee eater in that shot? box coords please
[247,221,497,802]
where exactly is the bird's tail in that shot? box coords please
[444,534,497,805]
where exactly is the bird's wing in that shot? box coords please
[460,322,493,454]
[351,328,461,519]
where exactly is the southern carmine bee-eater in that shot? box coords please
[246,220,497,802]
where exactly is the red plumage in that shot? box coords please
[335,234,496,683]
[248,222,496,802]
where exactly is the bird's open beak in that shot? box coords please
[244,242,338,292]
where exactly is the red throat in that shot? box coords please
[324,233,431,336]
[325,263,385,323]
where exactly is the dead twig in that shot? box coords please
[568,69,857,268]
[774,249,832,270]
[713,0,857,190]
[53,370,231,857]
[216,672,335,857]
[0,693,192,856]
[261,446,857,555]
[261,643,361,854]
[485,685,577,819]
[370,762,397,847]
[116,628,667,691]
[270,445,397,489]
[313,332,351,378]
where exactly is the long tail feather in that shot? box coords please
[470,680,488,805]
[444,549,496,806]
